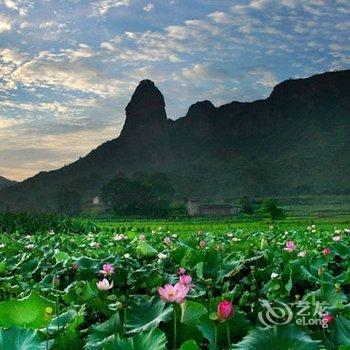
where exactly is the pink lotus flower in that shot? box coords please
[179,274,193,288]
[217,300,234,321]
[333,236,341,242]
[323,247,331,256]
[163,237,172,245]
[97,278,113,291]
[322,313,334,326]
[284,241,296,252]
[158,283,189,303]
[113,234,125,241]
[100,263,114,276]
[139,234,146,241]
[199,240,206,248]
[178,267,186,275]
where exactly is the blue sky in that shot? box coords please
[0,0,349,180]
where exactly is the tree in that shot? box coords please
[57,188,82,216]
[239,196,254,214]
[101,172,174,217]
[261,198,285,220]
[149,173,175,203]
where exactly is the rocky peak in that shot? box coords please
[125,79,166,120]
[185,100,215,120]
[269,70,350,104]
[120,79,168,139]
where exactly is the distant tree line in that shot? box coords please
[101,172,174,217]
[55,172,174,217]
[238,196,285,220]
[55,174,284,220]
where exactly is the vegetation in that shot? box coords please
[0,212,99,235]
[57,188,82,216]
[0,213,349,349]
[238,196,254,215]
[101,172,174,217]
[260,198,285,220]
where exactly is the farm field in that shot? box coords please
[96,216,350,238]
[0,213,349,349]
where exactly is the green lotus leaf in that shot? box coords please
[104,328,167,350]
[136,241,158,257]
[85,311,123,350]
[126,297,173,334]
[0,291,54,329]
[179,339,200,350]
[0,327,51,350]
[231,324,321,350]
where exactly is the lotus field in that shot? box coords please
[0,214,350,349]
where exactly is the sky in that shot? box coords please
[0,0,349,181]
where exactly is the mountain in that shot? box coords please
[0,176,17,190]
[0,70,349,212]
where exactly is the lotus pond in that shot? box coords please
[0,214,349,349]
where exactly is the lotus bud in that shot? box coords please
[318,267,324,277]
[217,300,234,321]
[45,307,53,321]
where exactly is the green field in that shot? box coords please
[96,216,350,238]
[94,195,350,235]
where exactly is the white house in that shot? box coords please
[92,195,101,206]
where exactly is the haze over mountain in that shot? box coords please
[0,69,349,212]
[0,176,17,190]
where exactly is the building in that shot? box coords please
[92,195,102,206]
[187,199,240,216]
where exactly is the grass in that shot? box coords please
[93,194,350,234]
[95,216,350,237]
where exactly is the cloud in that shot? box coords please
[61,44,96,61]
[249,0,271,10]
[100,31,185,62]
[0,14,12,33]
[3,0,18,11]
[181,63,228,81]
[37,21,71,41]
[0,98,99,117]
[143,2,154,12]
[128,65,167,83]
[91,0,131,16]
[0,47,28,90]
[0,0,349,180]
[207,11,231,24]
[0,117,22,129]
[5,51,121,96]
[100,42,115,50]
[98,16,227,65]
[248,69,278,88]
[0,119,120,180]
[0,47,27,65]
[2,0,32,16]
